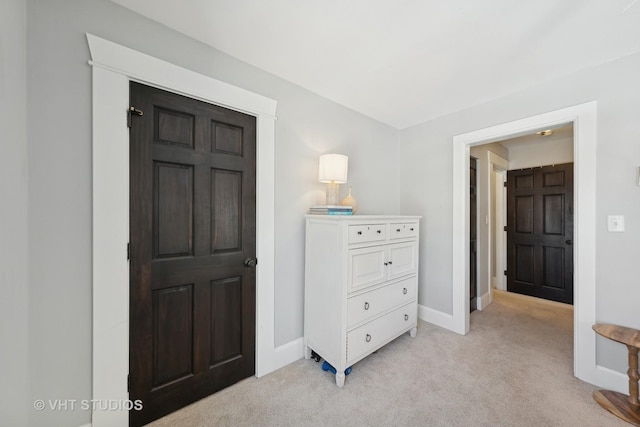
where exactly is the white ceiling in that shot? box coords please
[110,0,640,129]
[498,123,573,149]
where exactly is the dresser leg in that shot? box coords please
[304,345,311,360]
[335,372,345,387]
[410,327,417,338]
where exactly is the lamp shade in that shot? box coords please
[318,154,348,183]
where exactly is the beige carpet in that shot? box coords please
[150,290,626,426]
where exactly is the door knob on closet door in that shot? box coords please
[243,257,257,267]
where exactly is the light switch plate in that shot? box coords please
[607,215,625,232]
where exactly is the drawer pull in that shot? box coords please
[403,288,408,294]
[404,314,409,321]
[388,261,393,265]
[357,231,362,235]
[377,230,382,234]
[384,262,389,266]
[365,334,372,343]
[396,228,401,232]
[410,228,414,231]
[364,302,370,310]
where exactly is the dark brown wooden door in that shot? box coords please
[129,82,257,426]
[507,163,573,304]
[470,157,477,312]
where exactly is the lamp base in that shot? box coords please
[325,182,340,205]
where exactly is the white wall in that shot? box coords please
[400,50,640,375]
[273,92,400,343]
[24,1,399,425]
[17,2,640,426]
[0,1,29,426]
[507,135,573,169]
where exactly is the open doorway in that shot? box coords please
[451,102,598,386]
[489,124,574,304]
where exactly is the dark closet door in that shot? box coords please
[470,157,477,312]
[507,163,573,304]
[129,82,257,426]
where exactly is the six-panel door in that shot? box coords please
[129,82,257,426]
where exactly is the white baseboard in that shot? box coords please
[273,337,304,371]
[476,291,493,310]
[491,277,506,291]
[418,304,457,331]
[590,364,628,394]
[78,423,92,427]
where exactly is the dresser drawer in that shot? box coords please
[347,277,416,328]
[389,222,418,240]
[348,224,386,244]
[346,301,417,365]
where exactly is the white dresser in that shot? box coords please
[304,215,421,387]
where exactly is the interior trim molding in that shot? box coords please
[487,151,509,296]
[87,34,277,427]
[418,303,456,331]
[451,102,611,389]
[274,337,304,371]
[594,365,629,393]
[476,291,492,311]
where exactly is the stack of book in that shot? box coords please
[309,205,353,215]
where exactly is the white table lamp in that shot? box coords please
[319,154,348,205]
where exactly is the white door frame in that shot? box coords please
[451,102,613,388]
[88,34,277,427]
[488,152,508,293]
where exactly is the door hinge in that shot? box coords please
[127,242,130,261]
[503,226,508,232]
[504,270,508,276]
[504,181,507,187]
[127,106,144,128]
[127,374,130,392]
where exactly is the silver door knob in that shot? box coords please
[243,257,257,267]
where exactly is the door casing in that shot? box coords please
[88,34,277,427]
[450,102,625,394]
[489,152,509,293]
